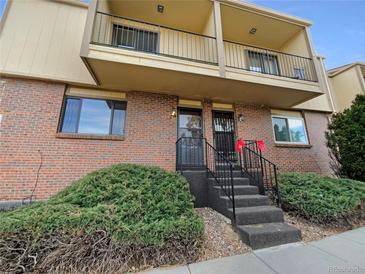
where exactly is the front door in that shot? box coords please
[177,108,204,169]
[213,111,236,161]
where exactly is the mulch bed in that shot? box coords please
[284,211,365,242]
[195,208,251,261]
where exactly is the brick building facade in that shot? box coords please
[0,77,332,201]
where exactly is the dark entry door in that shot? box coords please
[177,108,204,168]
[213,111,236,161]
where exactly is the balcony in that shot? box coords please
[224,41,317,82]
[92,12,218,65]
[81,1,323,108]
[91,12,317,83]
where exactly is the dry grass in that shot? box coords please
[0,230,200,274]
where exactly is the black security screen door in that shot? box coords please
[213,111,236,161]
[177,108,204,169]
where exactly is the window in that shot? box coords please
[294,68,305,80]
[111,24,158,53]
[60,97,126,136]
[272,116,308,144]
[248,51,280,75]
[178,109,202,139]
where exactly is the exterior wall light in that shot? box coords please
[157,5,164,13]
[171,109,177,117]
[249,28,257,35]
[238,114,244,122]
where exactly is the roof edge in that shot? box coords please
[219,0,312,27]
[328,62,365,77]
[53,0,89,9]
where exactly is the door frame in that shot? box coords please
[177,107,205,169]
[212,110,237,161]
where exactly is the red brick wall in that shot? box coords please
[0,78,177,200]
[202,100,214,144]
[0,77,332,201]
[233,104,332,175]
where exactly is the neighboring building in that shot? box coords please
[0,0,334,203]
[327,62,365,112]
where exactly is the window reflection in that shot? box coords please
[61,98,81,133]
[272,116,308,144]
[178,110,202,139]
[60,97,127,136]
[78,99,111,134]
[273,117,290,142]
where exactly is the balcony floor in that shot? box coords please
[84,44,322,108]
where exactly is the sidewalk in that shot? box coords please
[142,227,365,274]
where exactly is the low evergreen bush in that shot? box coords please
[278,172,365,223]
[0,164,204,273]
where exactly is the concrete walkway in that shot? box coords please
[142,227,365,274]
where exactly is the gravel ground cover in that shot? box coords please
[194,208,251,261]
[284,212,365,242]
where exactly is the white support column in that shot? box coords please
[317,56,337,112]
[213,0,226,77]
[80,0,97,57]
[304,26,322,86]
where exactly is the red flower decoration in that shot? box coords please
[236,138,245,153]
[256,140,265,152]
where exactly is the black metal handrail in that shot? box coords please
[238,142,281,206]
[205,141,236,223]
[175,137,236,223]
[224,39,318,82]
[92,12,218,65]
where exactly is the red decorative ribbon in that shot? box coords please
[256,140,265,152]
[236,138,245,153]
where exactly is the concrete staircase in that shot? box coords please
[208,167,301,249]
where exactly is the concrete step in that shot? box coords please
[213,185,259,195]
[209,177,250,185]
[215,164,241,171]
[237,222,301,249]
[221,195,270,207]
[228,206,284,225]
[208,169,247,178]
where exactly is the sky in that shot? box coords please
[247,0,365,69]
[0,0,363,69]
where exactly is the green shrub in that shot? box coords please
[0,164,204,247]
[326,94,365,181]
[278,172,365,223]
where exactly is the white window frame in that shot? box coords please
[271,115,309,145]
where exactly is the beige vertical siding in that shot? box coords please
[0,0,95,85]
[224,41,246,69]
[330,66,365,112]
